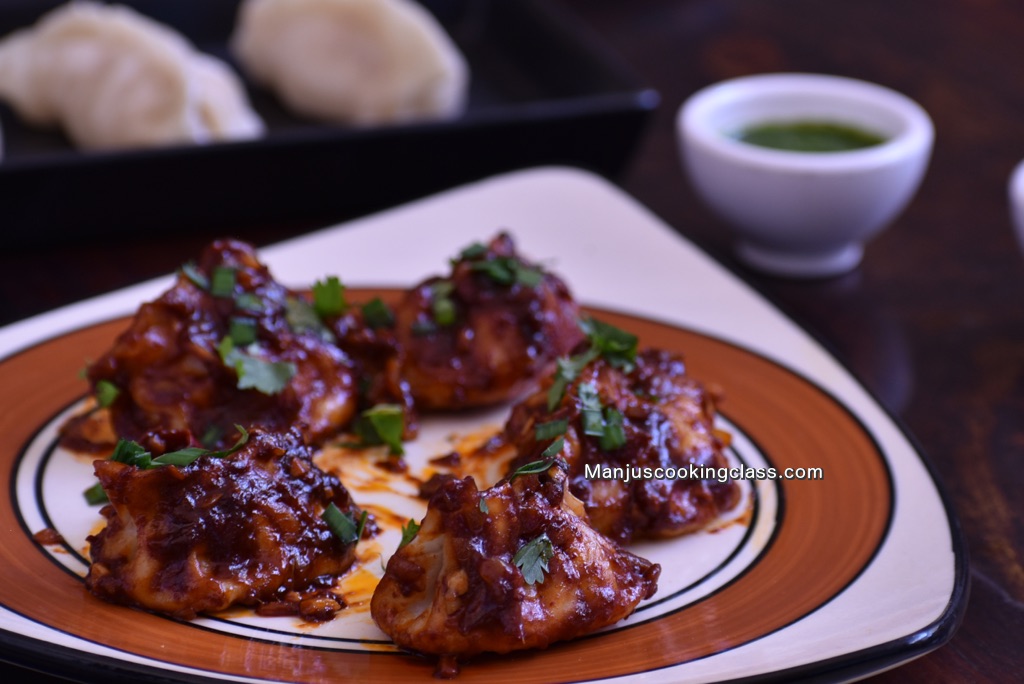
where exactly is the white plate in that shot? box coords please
[0,167,966,683]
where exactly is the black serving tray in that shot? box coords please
[0,0,658,245]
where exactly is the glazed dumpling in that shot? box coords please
[231,0,468,125]
[0,2,263,150]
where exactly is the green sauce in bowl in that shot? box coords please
[736,122,886,152]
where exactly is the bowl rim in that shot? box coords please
[678,72,934,173]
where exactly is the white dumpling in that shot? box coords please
[231,0,469,125]
[192,53,266,141]
[0,2,264,150]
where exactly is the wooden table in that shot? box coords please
[1,0,1020,681]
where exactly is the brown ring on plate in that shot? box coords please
[0,295,892,683]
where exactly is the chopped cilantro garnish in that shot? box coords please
[218,337,296,395]
[573,383,626,451]
[210,266,237,298]
[534,418,568,441]
[546,348,598,411]
[285,296,335,342]
[180,262,209,290]
[541,436,565,459]
[234,292,263,313]
[469,258,543,288]
[399,519,421,549]
[508,438,565,482]
[94,380,120,408]
[600,408,627,450]
[579,317,637,370]
[110,439,153,468]
[83,482,108,505]
[361,298,395,329]
[323,504,367,545]
[152,426,249,466]
[312,276,347,318]
[578,382,605,437]
[430,281,456,326]
[457,242,488,261]
[513,533,554,585]
[351,404,405,456]
[228,317,258,346]
[86,426,250,502]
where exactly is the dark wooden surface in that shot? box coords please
[1,0,1021,682]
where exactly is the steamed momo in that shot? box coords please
[0,2,263,150]
[232,0,469,125]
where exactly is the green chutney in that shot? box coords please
[735,121,886,152]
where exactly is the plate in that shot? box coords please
[0,167,966,683]
[0,0,657,246]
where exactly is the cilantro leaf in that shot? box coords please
[210,266,237,298]
[218,337,296,395]
[399,519,421,549]
[578,382,605,437]
[180,262,209,290]
[546,348,598,411]
[508,438,564,482]
[457,242,488,261]
[323,504,367,545]
[228,317,257,346]
[83,482,108,505]
[285,296,335,342]
[94,380,120,408]
[513,533,554,585]
[430,281,456,326]
[351,404,405,456]
[361,298,395,329]
[600,408,627,450]
[579,317,638,369]
[534,418,568,441]
[313,276,347,318]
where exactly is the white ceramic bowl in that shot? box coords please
[1008,158,1024,254]
[678,73,934,277]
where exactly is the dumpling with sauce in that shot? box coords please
[231,0,468,125]
[0,2,263,150]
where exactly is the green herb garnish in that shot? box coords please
[351,404,405,456]
[94,380,120,408]
[479,498,489,514]
[579,317,637,370]
[218,337,296,395]
[578,382,605,437]
[210,266,237,298]
[457,242,488,261]
[600,408,627,450]
[399,519,421,549]
[430,281,456,326]
[83,482,108,505]
[513,533,554,585]
[546,348,599,411]
[323,504,367,545]
[313,276,347,318]
[508,437,565,482]
[85,427,249,504]
[285,296,335,342]
[534,418,568,441]
[470,258,543,287]
[180,262,209,290]
[234,292,263,313]
[228,317,258,346]
[362,298,395,329]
